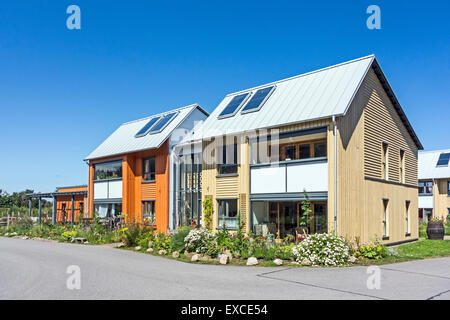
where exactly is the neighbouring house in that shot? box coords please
[418,150,450,222]
[26,185,88,224]
[84,104,208,233]
[54,185,88,223]
[176,55,423,245]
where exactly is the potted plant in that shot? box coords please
[427,217,445,240]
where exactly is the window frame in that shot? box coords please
[241,85,276,115]
[448,181,450,196]
[405,200,410,236]
[399,149,405,184]
[142,200,156,225]
[218,92,251,119]
[93,160,123,181]
[142,157,156,182]
[418,181,433,196]
[279,139,327,162]
[382,142,389,180]
[217,198,238,230]
[382,198,389,239]
[217,141,238,176]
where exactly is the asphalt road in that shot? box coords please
[1,237,449,300]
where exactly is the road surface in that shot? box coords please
[1,237,449,300]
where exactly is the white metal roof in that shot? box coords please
[419,149,450,180]
[191,55,422,150]
[85,104,206,160]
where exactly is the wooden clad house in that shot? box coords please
[55,185,88,223]
[177,55,423,244]
[418,149,450,222]
[84,104,208,233]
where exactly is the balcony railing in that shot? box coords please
[250,157,328,194]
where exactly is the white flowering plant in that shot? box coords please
[184,228,217,254]
[291,233,350,266]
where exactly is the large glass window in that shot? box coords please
[94,161,122,180]
[313,142,327,158]
[313,203,327,234]
[218,199,238,229]
[143,201,155,225]
[94,203,122,218]
[143,157,155,181]
[278,140,327,162]
[176,152,202,229]
[298,144,310,159]
[252,201,327,238]
[217,142,238,175]
[418,181,433,195]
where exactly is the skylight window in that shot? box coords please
[135,117,161,137]
[149,112,178,134]
[436,153,450,167]
[241,85,275,114]
[218,92,251,119]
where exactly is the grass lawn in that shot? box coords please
[397,239,450,259]
[358,239,450,266]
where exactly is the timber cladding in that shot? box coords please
[87,140,170,233]
[363,69,418,186]
[335,67,419,244]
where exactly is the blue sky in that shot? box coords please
[1,1,449,193]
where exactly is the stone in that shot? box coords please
[301,258,312,266]
[146,247,154,253]
[246,257,258,266]
[224,249,233,262]
[219,254,229,265]
[273,259,283,266]
[184,251,195,258]
[191,254,200,262]
[172,251,180,258]
[158,249,167,255]
[114,242,125,248]
[135,246,141,251]
[348,256,358,263]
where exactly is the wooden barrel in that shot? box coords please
[427,222,444,240]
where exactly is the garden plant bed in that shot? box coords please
[2,216,450,268]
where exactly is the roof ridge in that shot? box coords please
[225,54,375,97]
[122,103,199,125]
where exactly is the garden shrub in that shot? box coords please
[184,228,215,254]
[120,225,142,247]
[292,233,350,266]
[171,227,190,252]
[153,233,173,252]
[356,241,388,260]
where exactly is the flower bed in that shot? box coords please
[292,233,351,266]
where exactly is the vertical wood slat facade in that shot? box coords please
[88,140,170,233]
[55,186,88,223]
[200,66,419,244]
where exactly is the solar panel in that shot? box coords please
[135,116,161,137]
[241,86,275,114]
[436,153,450,166]
[149,112,178,134]
[218,92,251,119]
